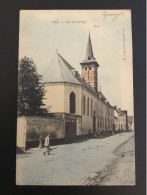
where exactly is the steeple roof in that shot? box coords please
[86,32,95,60]
[80,33,99,66]
[42,52,80,84]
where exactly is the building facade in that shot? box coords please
[17,33,129,150]
[42,33,128,140]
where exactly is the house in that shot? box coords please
[128,116,134,131]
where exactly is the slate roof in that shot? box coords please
[42,51,113,105]
[86,33,95,59]
[42,52,80,85]
[80,33,99,66]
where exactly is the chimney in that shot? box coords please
[72,70,78,77]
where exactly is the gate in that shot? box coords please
[65,119,76,143]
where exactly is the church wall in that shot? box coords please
[81,87,98,134]
[76,117,82,136]
[43,83,65,113]
[64,83,82,116]
[64,83,82,136]
[43,81,120,136]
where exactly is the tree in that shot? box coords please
[18,57,48,116]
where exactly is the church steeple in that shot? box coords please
[80,33,99,91]
[85,32,95,60]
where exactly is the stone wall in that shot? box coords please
[16,117,27,151]
[17,115,65,151]
[26,116,64,141]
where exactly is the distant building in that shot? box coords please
[113,106,128,132]
[128,116,134,131]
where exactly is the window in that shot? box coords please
[83,95,85,115]
[89,67,91,70]
[91,99,93,117]
[98,116,99,129]
[93,110,96,117]
[70,92,76,114]
[85,67,87,70]
[94,71,97,75]
[87,98,89,116]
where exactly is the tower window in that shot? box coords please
[89,67,91,70]
[85,67,87,70]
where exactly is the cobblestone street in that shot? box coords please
[85,136,135,185]
[16,132,135,185]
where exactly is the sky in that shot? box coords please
[19,10,134,116]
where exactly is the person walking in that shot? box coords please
[43,135,50,155]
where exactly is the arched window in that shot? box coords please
[83,95,85,115]
[91,99,93,117]
[70,92,76,114]
[98,116,99,129]
[87,98,89,116]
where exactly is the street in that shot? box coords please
[16,132,135,185]
[85,135,135,185]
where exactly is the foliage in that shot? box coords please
[18,57,48,116]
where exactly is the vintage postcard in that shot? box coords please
[16,10,135,185]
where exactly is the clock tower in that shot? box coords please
[80,33,99,91]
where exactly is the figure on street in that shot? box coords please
[43,135,50,155]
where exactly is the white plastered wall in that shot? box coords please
[43,83,65,113]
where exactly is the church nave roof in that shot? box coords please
[42,52,80,85]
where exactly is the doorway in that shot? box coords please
[65,119,76,143]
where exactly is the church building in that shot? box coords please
[17,33,128,150]
[43,33,119,141]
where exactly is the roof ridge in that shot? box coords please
[57,52,75,71]
[57,53,64,80]
[42,52,80,85]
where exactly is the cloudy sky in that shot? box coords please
[19,10,134,115]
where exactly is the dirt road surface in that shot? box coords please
[16,132,135,185]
